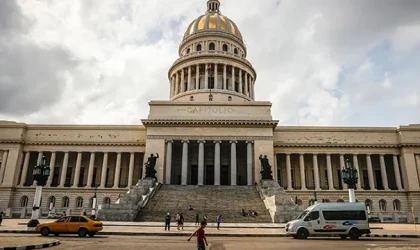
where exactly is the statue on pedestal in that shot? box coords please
[144,153,159,180]
[259,155,273,180]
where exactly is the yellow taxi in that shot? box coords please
[36,215,103,237]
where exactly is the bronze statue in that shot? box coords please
[259,155,273,180]
[144,153,159,180]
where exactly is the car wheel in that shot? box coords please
[78,228,88,237]
[88,232,96,237]
[296,228,309,240]
[349,228,360,240]
[340,235,347,240]
[41,227,50,237]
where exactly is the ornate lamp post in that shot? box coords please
[27,156,50,227]
[341,158,359,203]
[91,187,98,218]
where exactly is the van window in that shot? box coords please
[297,210,309,219]
[322,210,366,221]
[309,211,319,220]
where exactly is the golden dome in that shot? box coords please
[183,1,243,42]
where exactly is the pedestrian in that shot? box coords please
[216,215,222,230]
[176,213,180,230]
[203,214,207,223]
[179,213,185,231]
[165,213,171,231]
[0,211,3,226]
[195,213,199,225]
[187,221,208,250]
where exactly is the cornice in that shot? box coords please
[148,135,273,141]
[26,124,146,131]
[141,119,279,128]
[171,89,253,102]
[275,126,398,133]
[0,140,23,144]
[274,143,407,149]
[7,141,146,147]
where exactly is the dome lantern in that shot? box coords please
[207,0,221,12]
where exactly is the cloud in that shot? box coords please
[0,0,420,126]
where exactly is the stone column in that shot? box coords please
[326,154,334,190]
[165,140,173,185]
[198,141,205,185]
[313,154,320,190]
[352,154,362,190]
[175,72,179,95]
[59,152,69,187]
[205,67,209,89]
[196,64,200,89]
[46,152,56,187]
[127,152,135,188]
[366,154,376,190]
[20,152,31,186]
[245,72,249,96]
[181,140,189,185]
[246,141,253,185]
[72,152,83,188]
[299,154,307,190]
[214,64,218,89]
[100,153,108,188]
[187,66,192,91]
[0,150,8,185]
[393,155,403,190]
[230,141,237,186]
[239,69,243,94]
[86,152,96,188]
[379,154,390,190]
[286,154,293,190]
[339,154,347,190]
[113,153,122,188]
[33,151,44,185]
[181,68,185,92]
[223,64,227,90]
[214,141,221,186]
[231,66,235,91]
[250,78,254,99]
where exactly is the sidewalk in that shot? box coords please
[0,235,60,249]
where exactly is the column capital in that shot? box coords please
[90,152,95,154]
[165,139,174,143]
[326,152,332,156]
[299,153,305,156]
[182,140,190,144]
[285,153,291,156]
[229,140,238,144]
[245,140,254,144]
[353,153,359,156]
[366,154,372,156]
[380,154,385,157]
[393,154,400,157]
[312,153,318,156]
[197,140,206,144]
[339,153,345,156]
[213,140,222,144]
[49,151,56,154]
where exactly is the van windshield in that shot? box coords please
[297,210,309,220]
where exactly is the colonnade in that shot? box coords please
[170,64,255,99]
[165,140,254,186]
[277,153,404,191]
[16,151,143,189]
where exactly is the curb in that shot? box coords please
[365,234,420,238]
[0,240,60,250]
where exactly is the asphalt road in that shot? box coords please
[4,235,420,250]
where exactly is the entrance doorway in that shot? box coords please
[205,165,214,185]
[221,165,229,185]
[190,165,198,185]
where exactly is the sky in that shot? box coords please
[1,0,420,127]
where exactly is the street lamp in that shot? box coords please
[91,187,98,219]
[27,156,50,228]
[341,158,359,203]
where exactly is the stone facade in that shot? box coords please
[0,0,419,222]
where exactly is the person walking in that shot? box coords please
[179,213,185,231]
[176,213,180,230]
[216,215,222,230]
[195,213,199,225]
[165,213,171,231]
[0,211,3,226]
[187,221,208,250]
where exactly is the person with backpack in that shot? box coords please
[216,215,222,230]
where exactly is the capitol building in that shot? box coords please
[0,0,420,222]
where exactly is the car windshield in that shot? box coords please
[297,210,309,220]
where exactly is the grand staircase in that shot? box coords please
[135,185,272,223]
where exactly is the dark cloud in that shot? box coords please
[0,0,77,116]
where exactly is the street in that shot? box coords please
[2,234,420,250]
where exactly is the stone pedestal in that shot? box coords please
[258,180,301,223]
[97,178,157,221]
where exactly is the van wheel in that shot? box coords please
[78,228,88,237]
[340,235,347,240]
[40,227,50,237]
[296,228,309,240]
[349,228,360,240]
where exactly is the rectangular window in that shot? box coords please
[105,168,110,188]
[52,167,60,187]
[322,210,367,221]
[65,167,73,187]
[92,168,98,187]
[310,211,319,220]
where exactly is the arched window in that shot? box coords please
[190,96,194,101]
[222,44,228,52]
[228,96,232,101]
[365,199,373,211]
[196,44,202,52]
[62,196,70,208]
[337,199,345,203]
[48,196,56,208]
[20,196,29,207]
[379,199,387,211]
[234,48,238,55]
[209,42,215,50]
[393,199,401,211]
[103,197,111,205]
[308,199,315,206]
[75,197,83,208]
[186,48,190,54]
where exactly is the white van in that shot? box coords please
[286,202,371,240]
